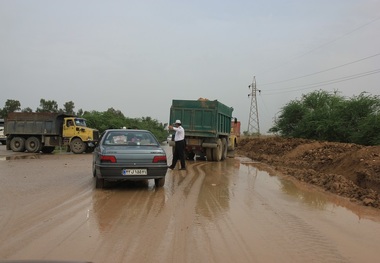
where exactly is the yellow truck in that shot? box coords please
[228,119,241,151]
[5,112,99,154]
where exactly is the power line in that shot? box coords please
[260,52,380,86]
[258,15,380,76]
[262,68,380,95]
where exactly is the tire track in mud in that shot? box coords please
[190,161,265,262]
[89,181,173,261]
[0,160,30,244]
[0,156,95,259]
[234,164,349,263]
[178,161,350,263]
[0,181,93,259]
[89,188,160,263]
[2,153,370,262]
[0,187,16,251]
[92,162,210,263]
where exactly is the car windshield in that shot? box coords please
[75,118,87,127]
[103,131,158,146]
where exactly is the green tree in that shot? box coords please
[36,99,58,113]
[22,107,33,113]
[83,110,167,142]
[77,108,84,117]
[269,100,307,136]
[61,101,76,115]
[136,116,167,142]
[270,90,380,145]
[0,99,21,118]
[83,108,127,132]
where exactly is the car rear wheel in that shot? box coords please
[92,163,97,177]
[95,177,105,189]
[155,177,165,187]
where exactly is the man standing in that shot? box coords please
[168,120,186,170]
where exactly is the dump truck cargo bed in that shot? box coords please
[169,99,234,162]
[170,99,233,138]
[5,112,71,136]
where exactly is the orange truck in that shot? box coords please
[228,119,241,151]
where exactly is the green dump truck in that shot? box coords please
[5,112,99,154]
[169,99,234,161]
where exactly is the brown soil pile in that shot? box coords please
[237,136,380,208]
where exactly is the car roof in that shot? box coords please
[105,129,149,132]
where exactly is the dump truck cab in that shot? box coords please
[63,117,98,153]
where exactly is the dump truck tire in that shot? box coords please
[25,136,42,153]
[221,138,228,160]
[206,148,213,161]
[70,138,87,154]
[10,137,26,152]
[212,139,223,161]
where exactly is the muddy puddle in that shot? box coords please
[0,154,40,161]
[238,157,380,221]
[0,151,379,262]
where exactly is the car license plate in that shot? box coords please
[122,169,147,175]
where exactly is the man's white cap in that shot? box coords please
[175,120,181,124]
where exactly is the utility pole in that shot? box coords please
[247,76,260,135]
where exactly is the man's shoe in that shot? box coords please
[168,166,174,170]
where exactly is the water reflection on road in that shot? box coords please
[2,144,378,262]
[238,156,380,221]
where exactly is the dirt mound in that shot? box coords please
[237,136,380,208]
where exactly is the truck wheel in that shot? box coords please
[206,148,213,161]
[155,177,165,187]
[212,139,223,161]
[70,138,87,154]
[221,138,228,160]
[41,146,55,154]
[185,151,195,160]
[10,137,26,152]
[25,137,42,153]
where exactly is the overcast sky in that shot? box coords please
[1,0,379,133]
